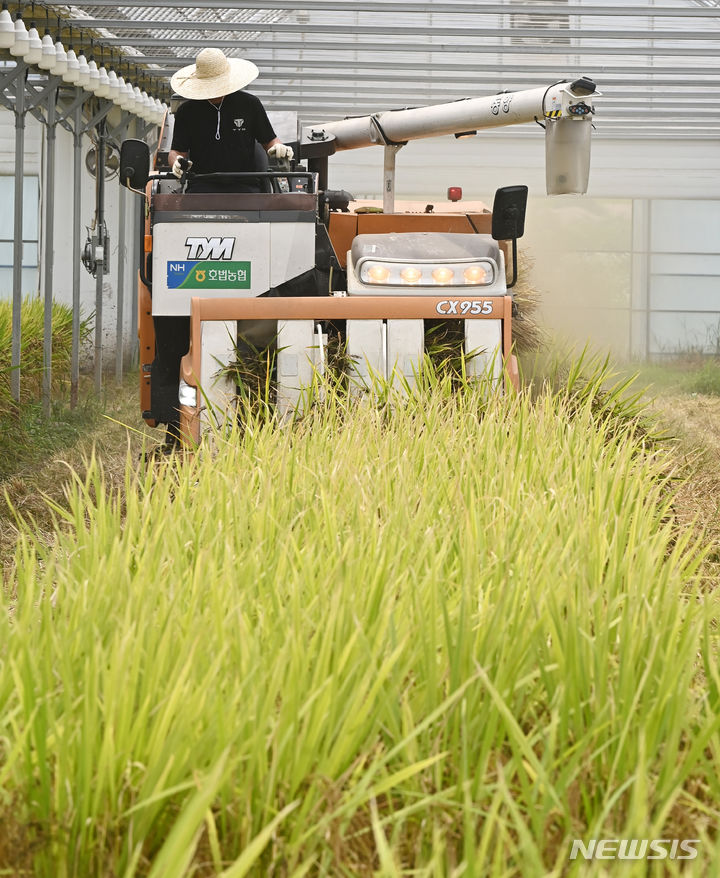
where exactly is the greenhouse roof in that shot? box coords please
[8,0,720,137]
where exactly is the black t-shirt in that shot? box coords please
[170,90,276,178]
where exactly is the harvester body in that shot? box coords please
[120,77,598,444]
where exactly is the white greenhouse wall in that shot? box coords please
[44,115,140,367]
[636,200,720,357]
[0,113,42,297]
[0,107,140,367]
[0,110,42,172]
[0,174,40,297]
[325,135,720,203]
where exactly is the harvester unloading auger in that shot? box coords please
[119,76,598,444]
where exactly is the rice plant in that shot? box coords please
[0,298,90,411]
[1,363,718,877]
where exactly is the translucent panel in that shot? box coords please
[650,276,720,312]
[649,312,720,355]
[0,241,38,268]
[651,200,720,254]
[541,302,631,356]
[526,198,632,253]
[0,176,40,242]
[0,267,40,299]
[531,250,631,310]
[23,242,38,267]
[651,253,720,275]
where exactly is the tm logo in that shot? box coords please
[184,236,235,260]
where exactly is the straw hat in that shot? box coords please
[171,48,259,100]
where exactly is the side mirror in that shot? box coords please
[491,185,528,241]
[491,185,528,290]
[119,139,150,191]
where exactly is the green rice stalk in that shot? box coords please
[0,298,91,415]
[1,359,718,876]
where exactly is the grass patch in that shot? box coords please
[623,355,720,398]
[0,373,153,579]
[0,395,101,480]
[0,298,91,410]
[0,298,94,475]
[686,359,720,396]
[2,361,718,876]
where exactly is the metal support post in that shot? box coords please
[24,75,63,112]
[42,88,58,417]
[56,88,88,122]
[11,64,26,404]
[108,111,136,382]
[115,184,126,383]
[94,120,107,392]
[382,143,404,215]
[81,99,115,134]
[71,93,83,408]
[0,65,24,95]
[128,116,140,367]
[129,190,139,367]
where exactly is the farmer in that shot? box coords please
[168,47,293,192]
[154,49,294,450]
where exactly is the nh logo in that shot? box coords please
[184,236,235,260]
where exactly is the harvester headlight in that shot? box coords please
[178,379,197,407]
[463,265,487,284]
[367,264,391,283]
[358,259,495,288]
[400,266,423,284]
[432,266,455,284]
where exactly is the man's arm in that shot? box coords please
[168,103,189,169]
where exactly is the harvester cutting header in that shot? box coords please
[119,69,598,446]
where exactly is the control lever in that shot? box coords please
[178,156,191,186]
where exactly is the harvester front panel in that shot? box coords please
[150,192,317,316]
[344,231,507,390]
[178,295,517,444]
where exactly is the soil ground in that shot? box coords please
[647,391,720,585]
[1,368,719,587]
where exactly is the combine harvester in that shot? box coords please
[119,76,598,444]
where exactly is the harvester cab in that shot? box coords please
[120,77,597,445]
